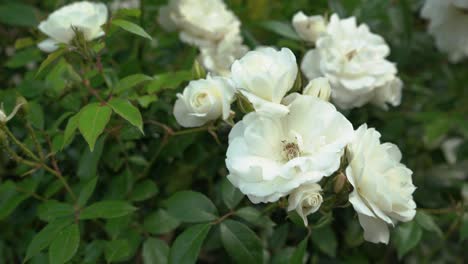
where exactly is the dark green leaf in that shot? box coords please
[220,220,263,264]
[62,114,80,149]
[112,19,152,40]
[25,220,72,262]
[145,71,192,93]
[79,201,136,220]
[143,209,180,235]
[221,178,243,209]
[78,103,112,151]
[0,179,38,220]
[36,48,66,77]
[0,3,37,27]
[49,224,80,264]
[310,225,337,257]
[5,48,41,68]
[290,237,308,264]
[37,201,74,222]
[108,98,144,133]
[78,177,98,207]
[165,191,218,223]
[104,239,131,263]
[415,211,442,237]
[114,74,153,94]
[460,213,468,242]
[27,101,45,129]
[143,238,169,264]
[393,221,423,259]
[169,223,211,264]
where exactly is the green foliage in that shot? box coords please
[0,0,466,263]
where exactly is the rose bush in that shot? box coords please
[0,0,467,263]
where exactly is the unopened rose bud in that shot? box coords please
[287,183,323,226]
[292,12,326,43]
[333,172,347,194]
[192,59,207,80]
[303,77,331,101]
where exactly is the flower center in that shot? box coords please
[282,141,301,161]
[193,93,208,107]
[345,49,357,61]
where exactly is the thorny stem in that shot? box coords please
[1,124,77,202]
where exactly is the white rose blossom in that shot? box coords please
[292,11,326,43]
[37,1,108,53]
[303,77,331,101]
[421,0,468,63]
[226,94,354,203]
[231,47,298,116]
[287,183,323,226]
[173,75,236,128]
[345,124,416,244]
[198,30,249,76]
[159,0,240,47]
[301,14,400,110]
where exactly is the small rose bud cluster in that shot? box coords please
[158,0,248,76]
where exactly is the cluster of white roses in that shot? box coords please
[173,46,416,244]
[158,0,248,76]
[293,12,403,110]
[421,0,468,63]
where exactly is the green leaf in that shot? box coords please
[27,101,45,129]
[108,98,144,133]
[25,219,72,262]
[143,209,180,235]
[0,3,37,27]
[460,213,468,242]
[0,179,38,220]
[260,21,300,40]
[79,201,136,220]
[78,103,112,151]
[36,48,66,77]
[290,237,308,264]
[165,191,218,223]
[78,177,98,207]
[415,211,442,237]
[113,8,141,18]
[145,71,192,93]
[393,221,423,259]
[114,74,153,94]
[62,113,80,149]
[143,238,169,264]
[169,223,211,264]
[112,19,152,40]
[221,178,243,209]
[104,239,131,263]
[37,201,75,222]
[220,220,263,264]
[235,207,261,224]
[310,225,337,257]
[5,48,41,68]
[49,224,80,264]
[129,180,158,202]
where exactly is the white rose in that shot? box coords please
[371,77,403,109]
[161,0,240,47]
[198,30,249,76]
[301,14,398,109]
[231,47,298,116]
[173,75,236,127]
[421,0,468,63]
[303,77,331,101]
[292,11,326,43]
[345,124,416,244]
[226,94,354,203]
[37,1,108,53]
[287,183,323,226]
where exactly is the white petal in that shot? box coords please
[357,213,389,244]
[37,38,59,53]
